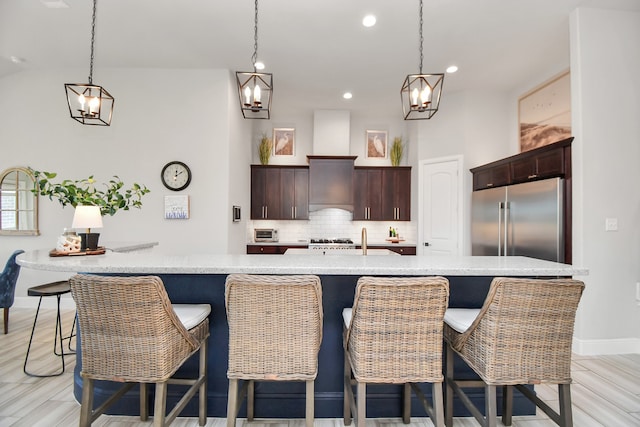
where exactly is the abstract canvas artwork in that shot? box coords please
[519,70,571,152]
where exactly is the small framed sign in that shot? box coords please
[164,195,190,219]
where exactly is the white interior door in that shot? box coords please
[419,156,463,255]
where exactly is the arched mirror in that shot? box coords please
[0,167,39,236]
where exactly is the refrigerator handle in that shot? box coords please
[498,202,503,256]
[504,201,510,256]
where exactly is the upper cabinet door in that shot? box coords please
[382,167,411,221]
[250,166,282,219]
[281,167,309,220]
[353,168,383,220]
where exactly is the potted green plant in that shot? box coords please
[258,133,273,165]
[29,169,150,216]
[390,136,404,166]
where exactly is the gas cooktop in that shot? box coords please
[309,238,354,244]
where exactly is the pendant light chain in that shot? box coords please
[418,0,424,74]
[88,0,97,85]
[252,0,259,71]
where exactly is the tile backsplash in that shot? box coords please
[248,208,417,245]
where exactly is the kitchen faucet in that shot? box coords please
[361,227,367,255]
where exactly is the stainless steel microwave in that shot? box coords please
[254,228,279,242]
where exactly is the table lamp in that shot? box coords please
[72,205,103,251]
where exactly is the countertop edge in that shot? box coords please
[17,250,588,277]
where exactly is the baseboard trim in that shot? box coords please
[573,337,640,355]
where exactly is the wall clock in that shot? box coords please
[161,161,191,191]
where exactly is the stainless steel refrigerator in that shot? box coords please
[471,177,564,262]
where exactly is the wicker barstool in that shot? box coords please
[443,277,585,427]
[225,274,323,427]
[343,276,450,427]
[69,274,210,427]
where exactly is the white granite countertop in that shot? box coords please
[17,249,588,277]
[285,248,400,256]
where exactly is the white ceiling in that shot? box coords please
[1,0,639,118]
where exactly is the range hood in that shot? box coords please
[308,155,356,212]
[308,110,355,212]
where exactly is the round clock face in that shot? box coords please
[161,161,191,191]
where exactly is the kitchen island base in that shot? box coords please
[73,273,536,419]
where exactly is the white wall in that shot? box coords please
[0,67,249,305]
[570,7,640,354]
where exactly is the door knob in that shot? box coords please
[424,242,430,247]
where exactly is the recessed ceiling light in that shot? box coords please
[40,0,69,8]
[362,15,376,27]
[343,92,353,100]
[254,61,265,70]
[10,56,26,64]
[446,65,458,74]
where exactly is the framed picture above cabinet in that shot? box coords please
[273,128,295,156]
[365,130,387,159]
[518,70,571,153]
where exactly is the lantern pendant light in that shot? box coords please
[400,0,444,120]
[236,0,273,119]
[64,0,114,126]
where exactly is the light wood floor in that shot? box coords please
[1,307,639,427]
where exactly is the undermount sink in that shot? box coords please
[284,248,400,256]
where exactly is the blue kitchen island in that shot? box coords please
[17,250,587,420]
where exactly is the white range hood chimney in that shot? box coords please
[308,110,355,212]
[313,110,350,155]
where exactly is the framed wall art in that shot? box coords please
[164,195,190,219]
[365,130,388,159]
[518,70,571,152]
[273,128,295,156]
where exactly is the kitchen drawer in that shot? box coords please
[247,244,308,255]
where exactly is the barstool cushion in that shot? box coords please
[173,304,211,330]
[444,308,480,333]
[342,307,352,328]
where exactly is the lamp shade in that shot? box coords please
[72,205,103,230]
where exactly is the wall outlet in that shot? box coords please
[605,217,618,231]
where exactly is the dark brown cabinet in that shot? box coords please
[246,244,308,254]
[251,165,309,220]
[357,245,416,255]
[510,147,564,182]
[471,137,572,191]
[472,163,511,190]
[353,167,383,220]
[382,167,411,221]
[353,167,411,221]
[251,166,281,219]
[280,167,309,220]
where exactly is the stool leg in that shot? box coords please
[24,296,65,377]
[64,311,77,353]
[53,300,76,355]
[3,307,9,334]
[53,295,65,358]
